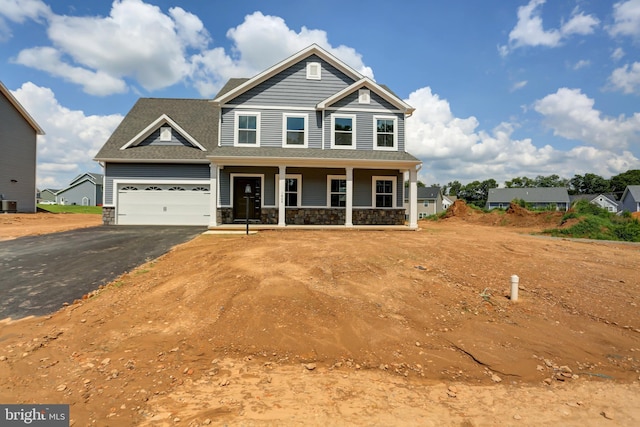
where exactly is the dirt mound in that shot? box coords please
[443,199,474,218]
[506,202,530,216]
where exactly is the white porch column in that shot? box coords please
[345,167,353,227]
[209,163,218,227]
[409,167,418,230]
[278,165,286,227]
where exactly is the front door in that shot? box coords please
[233,177,261,221]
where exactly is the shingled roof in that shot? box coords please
[94,98,218,162]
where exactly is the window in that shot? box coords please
[145,186,162,191]
[423,200,429,207]
[332,114,356,148]
[374,116,397,150]
[328,176,347,207]
[121,186,138,191]
[168,186,185,191]
[276,174,302,207]
[235,112,260,146]
[373,176,396,208]
[306,62,321,80]
[283,114,307,147]
[160,126,172,141]
[192,186,209,191]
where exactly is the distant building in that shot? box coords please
[487,187,570,211]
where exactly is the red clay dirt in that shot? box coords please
[0,209,639,426]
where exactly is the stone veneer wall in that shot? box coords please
[102,206,116,225]
[218,207,405,226]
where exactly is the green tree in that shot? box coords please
[534,174,568,188]
[569,173,610,195]
[457,179,497,208]
[505,176,535,188]
[444,180,462,196]
[610,170,640,194]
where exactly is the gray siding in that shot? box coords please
[219,166,277,206]
[331,91,398,110]
[57,180,102,206]
[622,191,640,212]
[104,163,210,205]
[353,169,403,207]
[0,92,37,212]
[227,55,354,107]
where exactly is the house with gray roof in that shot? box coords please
[94,44,422,227]
[620,185,640,213]
[569,193,619,213]
[486,187,570,211]
[56,172,104,206]
[0,81,45,213]
[403,186,444,219]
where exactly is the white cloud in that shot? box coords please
[510,80,528,91]
[0,0,51,23]
[499,0,599,55]
[611,47,625,61]
[190,11,374,97]
[608,62,640,94]
[10,82,123,188]
[533,87,640,149]
[608,0,640,39]
[405,86,639,185]
[573,59,590,70]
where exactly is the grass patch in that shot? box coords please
[38,204,102,214]
[543,200,640,242]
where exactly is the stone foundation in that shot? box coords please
[218,207,405,226]
[102,206,116,225]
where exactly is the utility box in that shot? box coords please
[0,200,17,213]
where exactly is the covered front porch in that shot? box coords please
[207,148,421,229]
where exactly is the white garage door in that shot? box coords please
[117,183,210,225]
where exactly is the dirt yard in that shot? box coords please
[1,208,639,426]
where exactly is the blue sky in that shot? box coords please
[1,0,639,189]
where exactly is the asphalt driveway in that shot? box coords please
[0,226,204,320]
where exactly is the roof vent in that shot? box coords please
[306,62,321,80]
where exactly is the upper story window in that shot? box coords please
[332,114,356,149]
[235,112,260,146]
[283,114,308,147]
[306,62,321,80]
[373,176,396,208]
[374,116,397,150]
[160,126,172,141]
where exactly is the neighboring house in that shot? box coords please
[442,195,457,211]
[0,81,45,213]
[95,44,422,227]
[620,185,640,213]
[569,193,619,213]
[403,186,443,219]
[56,172,104,206]
[38,188,60,203]
[486,187,570,211]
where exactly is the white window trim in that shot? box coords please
[234,111,261,147]
[331,113,356,149]
[372,176,397,208]
[373,115,398,151]
[282,113,309,148]
[327,175,347,208]
[275,174,302,207]
[306,62,321,80]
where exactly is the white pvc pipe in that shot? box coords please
[510,275,519,301]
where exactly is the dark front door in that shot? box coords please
[233,177,261,221]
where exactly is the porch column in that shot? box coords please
[209,163,218,227]
[345,167,353,227]
[409,167,418,230]
[278,165,286,227]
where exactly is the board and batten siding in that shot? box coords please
[0,92,37,213]
[104,163,210,205]
[227,55,355,107]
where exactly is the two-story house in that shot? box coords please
[0,81,45,213]
[95,45,422,228]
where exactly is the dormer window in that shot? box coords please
[160,126,172,141]
[358,89,370,104]
[306,62,321,80]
